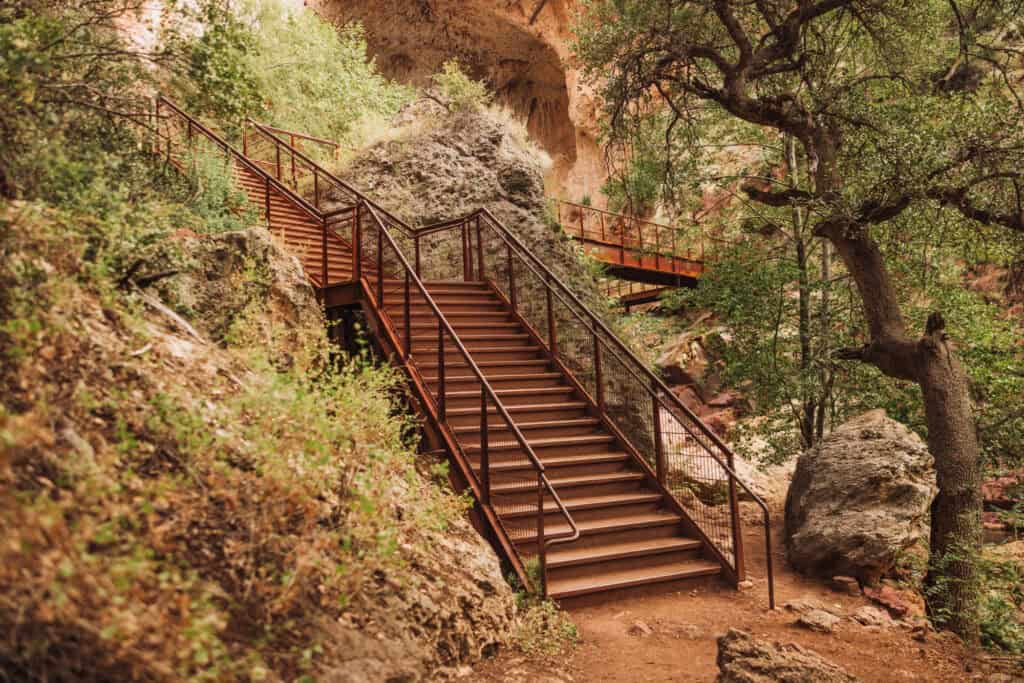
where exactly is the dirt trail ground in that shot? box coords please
[475,514,1018,682]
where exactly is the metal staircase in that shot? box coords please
[152,96,774,607]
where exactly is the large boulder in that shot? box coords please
[716,629,859,682]
[784,410,937,585]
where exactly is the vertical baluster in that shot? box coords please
[376,224,384,305]
[437,323,446,420]
[290,134,297,187]
[537,474,546,597]
[462,222,468,280]
[353,205,362,281]
[600,211,606,242]
[243,121,249,157]
[321,217,328,288]
[728,449,745,580]
[652,379,666,484]
[672,225,678,273]
[404,270,412,359]
[479,388,489,504]
[313,169,319,210]
[275,143,281,181]
[594,332,604,412]
[655,224,661,271]
[415,234,422,278]
[475,214,484,280]
[507,243,517,312]
[264,177,271,226]
[546,284,557,357]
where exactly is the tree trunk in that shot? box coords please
[919,317,983,640]
[826,219,984,643]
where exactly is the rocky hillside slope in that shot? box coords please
[339,100,612,317]
[0,204,516,681]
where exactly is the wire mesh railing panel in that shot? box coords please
[657,401,737,565]
[416,223,470,282]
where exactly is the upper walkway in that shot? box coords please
[553,200,712,288]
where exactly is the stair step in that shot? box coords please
[545,536,701,568]
[445,401,589,417]
[491,471,644,494]
[446,386,573,399]
[513,510,682,542]
[465,434,614,453]
[547,559,720,599]
[474,451,629,473]
[452,417,599,435]
[497,491,663,519]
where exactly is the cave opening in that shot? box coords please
[310,0,578,166]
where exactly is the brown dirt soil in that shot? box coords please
[474,511,1020,682]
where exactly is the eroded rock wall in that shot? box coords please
[310,0,606,202]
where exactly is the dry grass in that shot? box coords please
[0,202,477,681]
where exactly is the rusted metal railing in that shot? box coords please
[415,208,775,609]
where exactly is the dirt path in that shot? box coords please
[474,512,1010,682]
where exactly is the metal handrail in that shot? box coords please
[244,120,419,238]
[157,97,323,223]
[426,207,775,608]
[247,119,341,150]
[360,202,580,595]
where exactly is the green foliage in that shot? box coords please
[513,599,579,658]
[432,59,493,113]
[926,541,1024,653]
[174,0,262,124]
[184,146,260,234]
[0,203,472,679]
[240,0,412,148]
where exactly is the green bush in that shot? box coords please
[431,59,493,113]
[241,0,412,150]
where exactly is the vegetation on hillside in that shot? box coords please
[576,0,1024,644]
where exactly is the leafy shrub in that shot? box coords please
[431,59,493,112]
[184,146,259,234]
[240,0,412,149]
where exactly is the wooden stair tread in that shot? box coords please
[444,401,588,416]
[465,434,614,452]
[546,560,721,599]
[475,451,630,472]
[512,510,682,541]
[491,471,645,493]
[453,417,599,434]
[429,372,562,384]
[445,386,573,399]
[497,491,663,519]
[546,536,702,568]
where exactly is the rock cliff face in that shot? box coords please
[310,0,606,202]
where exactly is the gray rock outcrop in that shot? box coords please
[336,100,611,318]
[716,629,859,682]
[784,410,937,584]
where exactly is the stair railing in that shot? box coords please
[355,201,580,596]
[417,208,776,609]
[155,96,357,287]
